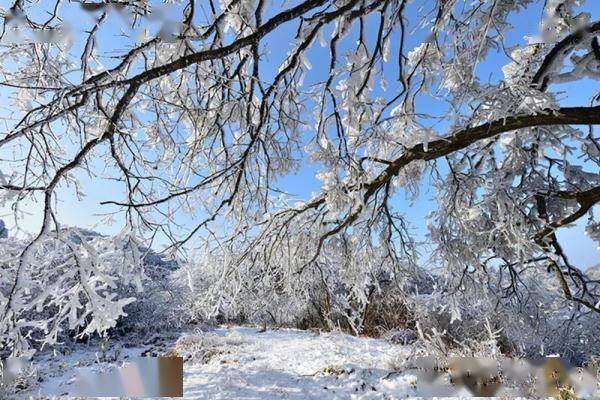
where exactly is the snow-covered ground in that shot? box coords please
[181,327,416,399]
[15,326,418,399]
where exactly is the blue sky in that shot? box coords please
[0,0,598,267]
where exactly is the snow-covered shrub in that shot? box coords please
[173,240,424,336]
[59,230,186,339]
[112,260,184,339]
[409,266,600,366]
[0,228,145,356]
[361,290,413,337]
[0,225,188,354]
[383,328,418,346]
[172,250,331,330]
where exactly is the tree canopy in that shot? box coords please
[0,0,599,355]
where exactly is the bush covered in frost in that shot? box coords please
[0,228,183,355]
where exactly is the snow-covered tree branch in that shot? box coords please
[1,0,599,355]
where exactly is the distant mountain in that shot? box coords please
[64,227,178,270]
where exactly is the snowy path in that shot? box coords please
[181,327,416,399]
[17,326,418,399]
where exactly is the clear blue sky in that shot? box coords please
[0,0,598,267]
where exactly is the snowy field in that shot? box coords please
[17,326,419,399]
[181,327,416,399]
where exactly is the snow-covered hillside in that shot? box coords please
[16,326,418,399]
